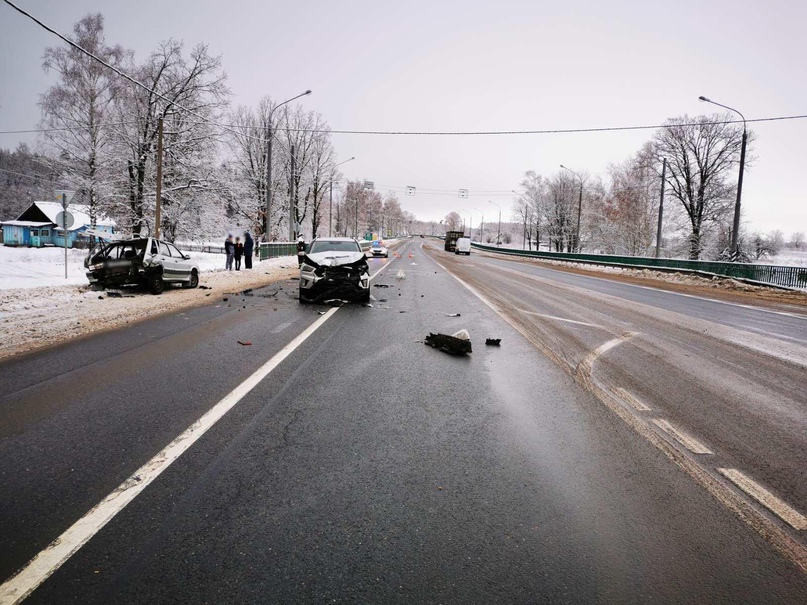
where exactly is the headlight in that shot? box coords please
[301,263,316,273]
[89,263,103,271]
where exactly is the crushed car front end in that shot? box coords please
[85,240,149,288]
[299,253,370,303]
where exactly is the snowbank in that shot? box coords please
[0,255,299,361]
[0,245,261,291]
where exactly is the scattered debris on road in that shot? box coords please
[485,338,502,346]
[373,284,390,288]
[237,340,252,346]
[199,285,212,290]
[362,303,374,308]
[424,330,472,356]
[446,313,461,317]
[396,269,406,280]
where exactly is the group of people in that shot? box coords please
[225,232,254,271]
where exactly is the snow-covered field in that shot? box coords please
[0,245,243,290]
[0,248,299,361]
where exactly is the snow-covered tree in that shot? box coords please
[39,13,125,230]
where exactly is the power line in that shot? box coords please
[3,0,805,143]
[0,166,58,180]
[4,112,807,139]
[1,0,267,144]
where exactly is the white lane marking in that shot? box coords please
[612,387,651,412]
[577,333,637,374]
[718,468,807,531]
[475,255,807,321]
[652,419,713,455]
[0,308,340,605]
[516,308,602,328]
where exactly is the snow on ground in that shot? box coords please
[0,245,241,291]
[0,253,299,362]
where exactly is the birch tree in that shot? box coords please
[39,13,125,229]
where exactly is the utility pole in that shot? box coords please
[288,143,296,241]
[655,158,667,258]
[155,116,163,240]
[699,95,747,259]
[329,181,333,237]
[732,126,748,259]
[265,117,272,240]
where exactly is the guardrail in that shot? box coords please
[258,242,297,260]
[183,243,226,254]
[470,242,807,290]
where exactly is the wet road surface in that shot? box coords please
[1,239,806,603]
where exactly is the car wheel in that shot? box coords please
[147,271,164,295]
[186,269,199,289]
[360,291,371,303]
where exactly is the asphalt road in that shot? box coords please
[1,239,806,603]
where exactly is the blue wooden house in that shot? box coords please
[1,201,116,248]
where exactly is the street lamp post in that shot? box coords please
[560,165,583,252]
[265,90,311,242]
[488,200,501,246]
[699,95,747,258]
[473,207,484,241]
[329,156,355,237]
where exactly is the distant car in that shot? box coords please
[370,240,389,258]
[85,237,199,294]
[455,237,471,255]
[299,237,371,304]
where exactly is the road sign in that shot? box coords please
[406,186,416,196]
[55,211,75,230]
[458,189,468,199]
[363,180,374,190]
[55,190,75,208]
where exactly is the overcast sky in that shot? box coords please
[1,0,805,234]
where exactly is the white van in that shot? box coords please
[455,237,471,255]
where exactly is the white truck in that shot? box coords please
[455,237,471,255]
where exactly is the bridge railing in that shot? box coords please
[469,242,807,290]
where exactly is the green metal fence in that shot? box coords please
[258,242,297,260]
[470,243,807,290]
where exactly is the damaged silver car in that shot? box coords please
[85,237,200,295]
[299,237,370,304]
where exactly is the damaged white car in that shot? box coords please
[299,237,371,304]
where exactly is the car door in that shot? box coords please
[166,243,191,282]
[156,240,180,282]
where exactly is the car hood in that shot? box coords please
[305,250,367,267]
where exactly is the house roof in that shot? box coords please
[0,220,52,227]
[30,201,116,230]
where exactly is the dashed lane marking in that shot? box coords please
[612,387,652,412]
[652,419,714,455]
[718,469,807,531]
[422,244,807,572]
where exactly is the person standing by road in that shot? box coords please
[224,235,235,271]
[243,231,254,269]
[234,237,244,271]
